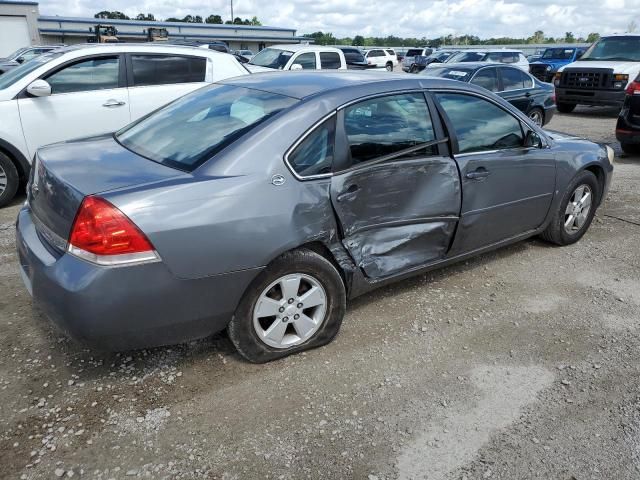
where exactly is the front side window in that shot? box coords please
[131,55,206,86]
[46,56,119,94]
[344,93,436,166]
[288,117,335,177]
[116,85,298,172]
[320,52,341,69]
[0,51,63,91]
[501,68,533,91]
[293,52,316,69]
[436,93,523,154]
[471,68,499,92]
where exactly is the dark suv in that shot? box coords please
[335,47,373,70]
[616,76,640,154]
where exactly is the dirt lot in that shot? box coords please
[1,107,639,480]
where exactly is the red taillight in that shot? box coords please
[626,81,640,95]
[69,196,154,257]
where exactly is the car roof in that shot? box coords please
[435,62,521,69]
[45,43,231,59]
[265,44,342,53]
[220,70,483,100]
[455,49,524,53]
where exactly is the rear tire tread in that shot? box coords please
[0,152,20,208]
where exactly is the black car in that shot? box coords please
[335,47,374,70]
[423,63,556,126]
[616,76,640,154]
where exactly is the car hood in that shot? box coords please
[245,64,275,73]
[559,60,640,74]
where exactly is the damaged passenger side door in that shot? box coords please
[330,92,462,279]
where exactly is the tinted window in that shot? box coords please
[343,49,365,63]
[471,68,499,92]
[386,49,396,56]
[436,93,523,153]
[423,66,473,81]
[406,49,423,57]
[288,117,335,176]
[501,67,532,91]
[368,50,383,57]
[116,85,298,172]
[320,52,341,69]
[46,57,119,94]
[131,55,206,87]
[344,93,436,165]
[292,52,316,69]
[447,51,486,63]
[0,51,63,90]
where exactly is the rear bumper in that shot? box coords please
[16,207,261,350]
[616,129,640,144]
[556,88,626,107]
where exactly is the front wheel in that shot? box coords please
[228,249,346,363]
[557,102,576,114]
[527,107,544,126]
[385,62,393,72]
[0,152,19,208]
[541,170,599,246]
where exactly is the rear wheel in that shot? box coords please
[557,102,576,114]
[0,152,19,208]
[385,62,393,72]
[527,107,544,126]
[228,249,346,363]
[541,170,599,246]
[621,142,640,155]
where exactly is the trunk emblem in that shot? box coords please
[271,174,286,186]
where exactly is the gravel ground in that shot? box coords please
[1,106,639,480]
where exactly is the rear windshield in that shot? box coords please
[581,36,640,62]
[0,51,62,90]
[446,52,487,63]
[249,48,294,69]
[542,48,575,60]
[406,49,423,57]
[422,66,474,81]
[116,85,298,172]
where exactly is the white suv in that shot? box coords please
[247,44,347,71]
[0,44,249,206]
[363,48,399,71]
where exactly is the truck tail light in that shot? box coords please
[68,196,159,266]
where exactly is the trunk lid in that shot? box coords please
[29,134,185,243]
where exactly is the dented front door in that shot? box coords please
[331,156,461,279]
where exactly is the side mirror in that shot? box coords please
[26,79,52,97]
[525,130,543,148]
[290,63,303,71]
[16,56,25,64]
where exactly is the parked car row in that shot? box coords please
[0,45,64,75]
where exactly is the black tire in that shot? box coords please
[0,152,19,208]
[621,142,640,155]
[410,65,418,74]
[385,62,393,72]
[527,107,545,126]
[541,170,599,246]
[557,102,576,114]
[228,249,346,363]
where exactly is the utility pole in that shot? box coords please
[230,0,234,23]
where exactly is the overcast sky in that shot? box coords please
[39,0,640,39]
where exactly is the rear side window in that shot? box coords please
[131,55,206,86]
[406,49,423,57]
[46,56,119,94]
[293,52,316,69]
[436,93,523,154]
[343,49,365,63]
[386,49,396,56]
[471,68,499,92]
[288,117,335,177]
[501,68,533,91]
[344,93,436,166]
[320,52,341,69]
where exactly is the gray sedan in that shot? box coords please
[16,72,614,362]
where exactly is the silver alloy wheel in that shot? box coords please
[564,184,592,234]
[0,164,6,196]
[529,110,543,126]
[253,273,328,349]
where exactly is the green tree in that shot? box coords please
[250,16,262,26]
[95,11,130,20]
[205,14,223,24]
[353,35,365,46]
[135,13,155,21]
[565,31,575,43]
[529,30,544,44]
[628,20,638,33]
[586,32,600,43]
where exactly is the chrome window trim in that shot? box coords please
[283,111,337,181]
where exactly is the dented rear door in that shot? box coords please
[330,92,461,279]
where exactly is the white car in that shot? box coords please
[438,49,529,72]
[0,44,249,206]
[247,44,347,71]
[363,48,399,71]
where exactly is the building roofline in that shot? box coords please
[38,15,296,33]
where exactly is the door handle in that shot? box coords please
[102,99,126,108]
[336,184,359,202]
[465,168,490,180]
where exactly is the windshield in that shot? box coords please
[249,48,294,69]
[581,36,640,62]
[422,66,473,81]
[446,52,487,63]
[0,51,62,90]
[116,85,298,172]
[542,48,575,60]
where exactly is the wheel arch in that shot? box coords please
[582,163,605,205]
[0,138,31,184]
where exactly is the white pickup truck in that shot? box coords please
[554,34,640,113]
[247,44,347,71]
